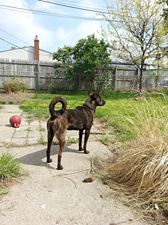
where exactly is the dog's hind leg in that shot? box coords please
[46,127,54,163]
[56,132,66,170]
[83,129,90,154]
[79,129,83,151]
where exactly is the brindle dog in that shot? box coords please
[47,93,105,170]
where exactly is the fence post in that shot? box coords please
[112,67,117,91]
[137,68,140,92]
[34,63,39,91]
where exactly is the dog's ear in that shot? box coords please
[90,93,98,99]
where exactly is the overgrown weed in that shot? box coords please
[95,99,168,223]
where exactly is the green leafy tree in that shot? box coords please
[53,35,110,91]
[102,0,166,93]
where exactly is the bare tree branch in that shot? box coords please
[102,0,166,92]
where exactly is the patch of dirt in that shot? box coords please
[0,92,33,104]
[0,179,18,199]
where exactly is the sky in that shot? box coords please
[0,0,109,53]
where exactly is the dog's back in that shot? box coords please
[65,106,93,130]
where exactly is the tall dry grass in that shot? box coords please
[96,99,168,219]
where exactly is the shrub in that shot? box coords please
[0,153,22,181]
[3,77,26,93]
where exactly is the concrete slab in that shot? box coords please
[0,145,147,225]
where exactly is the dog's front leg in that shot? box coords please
[79,129,83,151]
[83,129,90,154]
[46,128,54,163]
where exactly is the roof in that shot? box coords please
[0,46,53,55]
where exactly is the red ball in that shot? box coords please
[9,115,21,128]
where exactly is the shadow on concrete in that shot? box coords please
[5,124,13,127]
[16,144,84,170]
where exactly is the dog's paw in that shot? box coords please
[84,150,90,154]
[47,158,52,163]
[57,165,63,170]
[79,148,83,151]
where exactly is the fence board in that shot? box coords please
[0,60,167,92]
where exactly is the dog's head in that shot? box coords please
[84,93,105,112]
[89,93,105,107]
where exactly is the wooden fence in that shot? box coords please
[0,60,167,92]
[0,60,55,90]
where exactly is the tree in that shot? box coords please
[102,0,166,92]
[159,0,168,21]
[53,35,110,91]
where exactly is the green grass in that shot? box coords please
[67,136,79,144]
[20,91,168,141]
[20,92,86,119]
[0,101,6,104]
[37,137,47,145]
[0,153,22,181]
[96,94,168,141]
[0,188,8,196]
[100,135,111,145]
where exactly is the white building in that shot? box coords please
[0,36,54,63]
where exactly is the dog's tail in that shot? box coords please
[49,97,67,118]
